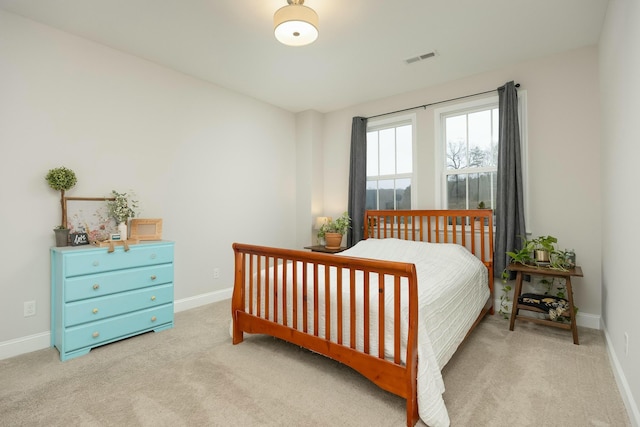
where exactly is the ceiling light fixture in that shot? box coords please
[274,0,318,47]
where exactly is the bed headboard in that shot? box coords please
[363,209,494,274]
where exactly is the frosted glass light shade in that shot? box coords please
[315,216,331,229]
[274,3,318,46]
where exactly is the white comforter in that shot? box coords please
[256,238,488,427]
[338,238,488,427]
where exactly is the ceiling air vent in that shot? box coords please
[405,51,436,65]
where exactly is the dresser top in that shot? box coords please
[51,240,174,253]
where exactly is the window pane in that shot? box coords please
[447,174,467,209]
[396,125,412,174]
[378,179,395,209]
[366,180,378,209]
[491,108,499,166]
[367,132,379,176]
[396,178,411,209]
[446,115,467,170]
[468,110,491,167]
[468,172,495,208]
[379,128,395,175]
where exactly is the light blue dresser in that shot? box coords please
[50,241,174,361]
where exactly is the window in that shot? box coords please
[366,115,415,210]
[435,93,528,213]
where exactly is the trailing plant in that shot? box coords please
[499,234,575,319]
[531,235,557,253]
[538,277,579,322]
[107,190,139,223]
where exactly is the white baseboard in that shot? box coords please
[0,331,50,361]
[174,287,232,312]
[603,326,640,427]
[0,287,235,361]
[493,298,601,329]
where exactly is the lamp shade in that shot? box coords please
[315,216,330,229]
[274,2,318,46]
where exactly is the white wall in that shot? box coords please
[600,0,640,422]
[0,10,297,351]
[321,46,602,318]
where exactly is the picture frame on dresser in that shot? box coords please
[129,218,163,241]
[64,197,116,243]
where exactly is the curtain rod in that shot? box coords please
[366,83,520,120]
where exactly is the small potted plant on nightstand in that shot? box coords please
[45,166,77,246]
[531,235,557,263]
[318,212,351,249]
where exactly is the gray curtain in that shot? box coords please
[347,116,368,247]
[494,81,526,278]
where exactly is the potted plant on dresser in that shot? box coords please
[45,166,77,247]
[318,212,351,249]
[107,190,139,240]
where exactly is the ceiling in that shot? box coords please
[0,0,609,113]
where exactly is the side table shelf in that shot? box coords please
[508,263,583,345]
[304,245,347,254]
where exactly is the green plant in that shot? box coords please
[477,201,486,209]
[538,277,579,322]
[531,235,557,253]
[498,282,512,319]
[318,212,351,238]
[45,166,77,227]
[499,234,574,318]
[107,190,139,223]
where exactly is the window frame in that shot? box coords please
[366,113,418,210]
[434,91,529,223]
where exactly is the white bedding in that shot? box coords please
[339,238,488,427]
[252,238,488,427]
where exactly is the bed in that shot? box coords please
[231,209,494,427]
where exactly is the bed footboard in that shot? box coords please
[231,243,420,426]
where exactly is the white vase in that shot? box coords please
[118,222,128,240]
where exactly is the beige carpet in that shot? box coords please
[0,300,630,426]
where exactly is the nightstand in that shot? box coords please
[304,245,346,253]
[508,263,583,344]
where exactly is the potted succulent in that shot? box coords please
[318,212,351,249]
[45,166,77,246]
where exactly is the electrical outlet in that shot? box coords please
[624,332,629,356]
[213,268,220,279]
[24,301,36,317]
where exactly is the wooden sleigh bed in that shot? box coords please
[231,209,494,427]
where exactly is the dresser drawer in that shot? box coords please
[64,304,173,353]
[65,284,173,327]
[64,243,174,277]
[64,264,173,302]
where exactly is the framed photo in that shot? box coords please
[64,197,116,243]
[129,218,163,240]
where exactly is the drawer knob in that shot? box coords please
[92,308,99,314]
[151,296,156,301]
[150,275,157,280]
[151,316,157,322]
[93,284,100,290]
[150,253,157,259]
[92,260,99,267]
[92,332,99,338]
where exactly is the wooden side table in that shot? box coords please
[508,263,583,345]
[304,245,347,253]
